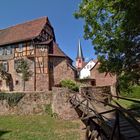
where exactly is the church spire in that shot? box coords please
[76,39,85,69]
[77,39,84,60]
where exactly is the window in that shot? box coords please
[79,59,81,63]
[40,62,43,67]
[30,45,33,50]
[48,45,53,53]
[40,46,47,52]
[48,62,53,69]
[15,80,19,85]
[14,60,18,70]
[0,48,3,55]
[40,47,45,52]
[2,61,8,72]
[7,46,12,55]
[0,80,2,86]
[29,45,34,55]
[18,44,23,52]
[91,80,96,86]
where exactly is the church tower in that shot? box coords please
[76,40,85,69]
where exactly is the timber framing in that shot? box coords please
[0,17,76,91]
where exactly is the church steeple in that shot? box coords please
[77,39,84,60]
[76,39,85,69]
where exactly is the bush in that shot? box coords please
[60,79,79,92]
[0,92,25,107]
[45,104,58,118]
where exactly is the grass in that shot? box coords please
[113,98,140,109]
[120,86,140,98]
[0,115,82,140]
[112,86,140,109]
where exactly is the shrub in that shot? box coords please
[0,92,25,107]
[45,104,58,118]
[60,79,79,92]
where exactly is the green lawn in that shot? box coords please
[0,115,82,140]
[112,86,140,108]
[113,98,140,109]
[120,86,140,98]
[113,86,140,109]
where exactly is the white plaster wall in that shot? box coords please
[79,60,96,79]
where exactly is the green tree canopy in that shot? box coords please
[0,63,13,90]
[75,0,140,92]
[16,59,32,91]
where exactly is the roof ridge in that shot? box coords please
[0,16,48,31]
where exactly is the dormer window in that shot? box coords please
[18,44,23,52]
[0,48,3,55]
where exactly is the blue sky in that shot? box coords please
[0,0,96,63]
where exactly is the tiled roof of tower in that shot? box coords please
[0,17,50,46]
[53,43,66,57]
[49,42,73,62]
[76,39,84,60]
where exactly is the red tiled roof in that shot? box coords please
[83,62,88,68]
[48,42,73,61]
[79,59,98,71]
[90,61,99,71]
[0,17,50,46]
[93,59,98,63]
[53,42,66,57]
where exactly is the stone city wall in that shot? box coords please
[51,87,78,120]
[0,91,51,115]
[0,86,114,120]
[0,88,78,120]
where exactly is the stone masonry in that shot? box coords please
[90,63,116,86]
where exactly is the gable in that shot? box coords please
[81,60,97,71]
[90,61,99,71]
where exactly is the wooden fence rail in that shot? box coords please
[69,90,140,140]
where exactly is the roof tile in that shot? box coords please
[53,42,66,57]
[0,17,49,46]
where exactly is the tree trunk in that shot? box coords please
[115,75,120,97]
[23,80,25,91]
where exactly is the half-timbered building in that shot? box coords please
[0,17,76,91]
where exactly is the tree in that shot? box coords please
[0,63,13,91]
[75,0,140,92]
[16,59,32,91]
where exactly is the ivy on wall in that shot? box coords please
[0,93,25,107]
